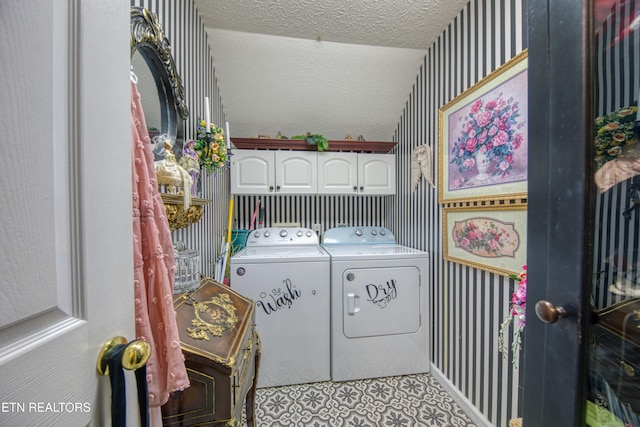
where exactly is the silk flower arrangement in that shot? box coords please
[594,105,638,167]
[498,265,527,366]
[593,105,640,193]
[192,119,230,174]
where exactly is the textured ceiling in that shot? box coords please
[194,0,469,141]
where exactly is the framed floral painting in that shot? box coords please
[443,204,527,277]
[438,50,528,203]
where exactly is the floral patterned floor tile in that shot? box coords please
[244,373,477,427]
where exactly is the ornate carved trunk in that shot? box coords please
[162,277,260,426]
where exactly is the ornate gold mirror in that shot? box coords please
[130,6,188,157]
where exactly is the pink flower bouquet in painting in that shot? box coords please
[451,94,526,182]
[499,265,527,366]
[451,217,519,258]
[440,53,527,199]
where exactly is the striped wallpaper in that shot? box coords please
[592,0,640,310]
[233,195,389,231]
[392,1,527,426]
[129,1,639,426]
[132,0,231,278]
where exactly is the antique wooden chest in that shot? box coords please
[590,297,640,418]
[162,277,260,427]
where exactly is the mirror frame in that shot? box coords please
[130,6,188,147]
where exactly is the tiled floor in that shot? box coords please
[246,373,476,427]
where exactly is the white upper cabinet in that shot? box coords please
[232,149,395,195]
[317,152,396,195]
[276,151,318,194]
[357,153,396,195]
[231,150,317,194]
[230,150,275,194]
[317,152,359,194]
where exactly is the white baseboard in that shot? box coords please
[430,364,493,427]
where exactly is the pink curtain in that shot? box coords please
[130,81,189,407]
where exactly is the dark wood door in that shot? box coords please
[524,0,640,426]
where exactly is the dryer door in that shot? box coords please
[342,266,421,338]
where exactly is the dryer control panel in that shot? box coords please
[245,227,319,246]
[322,226,396,245]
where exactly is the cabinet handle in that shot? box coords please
[353,186,358,192]
[276,185,281,191]
[269,186,274,192]
[359,186,364,192]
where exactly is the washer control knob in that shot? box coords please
[297,230,303,237]
[355,228,363,236]
[253,231,261,238]
[346,273,355,281]
[279,229,288,238]
[264,231,270,237]
[236,267,246,276]
[306,231,313,237]
[380,229,386,235]
[371,229,377,235]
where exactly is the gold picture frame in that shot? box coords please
[438,50,528,204]
[443,204,527,277]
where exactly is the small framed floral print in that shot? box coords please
[443,204,527,277]
[438,50,528,203]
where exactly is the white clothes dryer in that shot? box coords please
[230,227,330,388]
[322,226,429,382]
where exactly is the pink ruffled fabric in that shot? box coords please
[131,82,189,407]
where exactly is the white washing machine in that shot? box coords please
[322,226,429,382]
[230,227,330,388]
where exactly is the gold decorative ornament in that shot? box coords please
[187,293,239,340]
[161,193,209,230]
[163,203,205,230]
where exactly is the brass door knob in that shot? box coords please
[97,336,151,375]
[535,300,568,324]
[122,339,151,371]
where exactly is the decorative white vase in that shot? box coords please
[474,150,491,181]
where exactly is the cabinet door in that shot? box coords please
[317,152,358,194]
[230,150,275,194]
[357,153,396,195]
[275,151,317,194]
